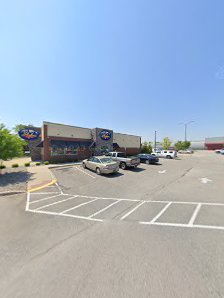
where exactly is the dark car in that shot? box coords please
[137,154,159,164]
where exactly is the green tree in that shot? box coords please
[174,141,191,151]
[162,137,172,150]
[141,141,152,153]
[174,141,183,151]
[13,123,34,133]
[182,141,191,150]
[0,124,25,168]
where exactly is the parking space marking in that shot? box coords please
[26,185,224,231]
[35,195,78,211]
[60,198,99,214]
[188,203,202,226]
[150,202,172,223]
[29,194,66,205]
[77,194,140,203]
[120,201,145,220]
[89,200,120,218]
[25,192,30,211]
[139,222,224,231]
[74,166,96,179]
[55,182,63,194]
[31,192,60,195]
[27,208,103,222]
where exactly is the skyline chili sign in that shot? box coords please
[99,130,112,141]
[18,129,40,141]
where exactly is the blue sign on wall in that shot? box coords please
[99,130,112,141]
[18,129,40,141]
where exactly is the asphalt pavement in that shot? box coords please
[1,151,224,297]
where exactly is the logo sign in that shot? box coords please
[18,129,40,141]
[99,130,112,141]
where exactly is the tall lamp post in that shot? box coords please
[154,130,157,150]
[179,121,194,141]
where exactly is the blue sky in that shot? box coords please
[0,0,224,142]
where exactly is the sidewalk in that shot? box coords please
[27,165,56,192]
[0,157,82,193]
[27,162,81,192]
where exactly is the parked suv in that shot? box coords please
[151,149,177,159]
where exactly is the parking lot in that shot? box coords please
[27,151,224,231]
[2,150,224,297]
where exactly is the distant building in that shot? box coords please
[205,137,224,150]
[190,140,205,150]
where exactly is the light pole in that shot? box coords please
[179,121,194,141]
[154,130,157,150]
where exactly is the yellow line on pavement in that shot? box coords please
[28,179,57,193]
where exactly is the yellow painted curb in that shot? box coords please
[28,179,57,193]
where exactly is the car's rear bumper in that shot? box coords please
[101,167,119,174]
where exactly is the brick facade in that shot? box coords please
[31,122,141,163]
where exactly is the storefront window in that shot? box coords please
[51,145,78,156]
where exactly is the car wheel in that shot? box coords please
[96,167,101,175]
[166,155,172,159]
[82,163,86,168]
[146,160,150,165]
[120,162,127,170]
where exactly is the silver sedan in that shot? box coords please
[82,156,119,175]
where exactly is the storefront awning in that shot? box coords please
[113,142,120,149]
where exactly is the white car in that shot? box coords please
[178,149,194,154]
[215,148,224,154]
[151,150,177,159]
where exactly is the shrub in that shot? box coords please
[36,162,41,166]
[24,162,30,167]
[44,161,49,165]
[0,165,6,169]
[141,142,152,154]
[12,163,19,168]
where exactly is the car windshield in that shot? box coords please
[100,158,113,164]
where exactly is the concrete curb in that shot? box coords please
[0,190,26,197]
[28,179,57,193]
[48,163,82,169]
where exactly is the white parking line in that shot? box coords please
[35,195,78,211]
[29,194,67,205]
[150,202,172,223]
[60,198,99,214]
[27,208,103,222]
[120,201,145,221]
[188,203,202,226]
[31,192,60,195]
[139,222,224,231]
[25,192,30,211]
[75,166,96,179]
[89,200,120,218]
[55,182,63,194]
[77,194,140,203]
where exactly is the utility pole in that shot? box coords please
[179,121,194,142]
[154,130,157,150]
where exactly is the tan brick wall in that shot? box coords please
[44,122,92,139]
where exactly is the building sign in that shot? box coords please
[18,129,40,140]
[99,130,112,141]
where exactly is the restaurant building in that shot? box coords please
[30,121,141,162]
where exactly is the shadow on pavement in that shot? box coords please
[129,167,146,173]
[0,170,33,187]
[103,172,124,178]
